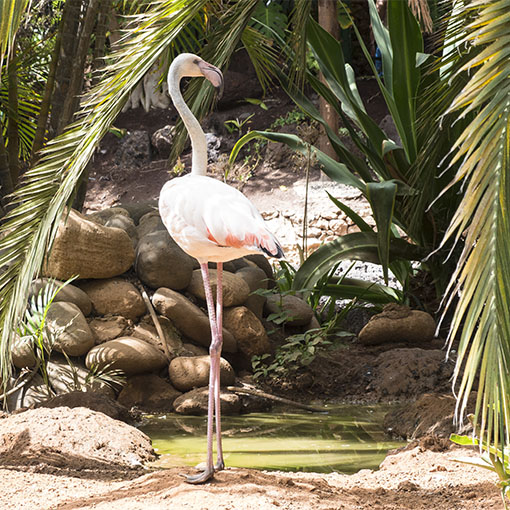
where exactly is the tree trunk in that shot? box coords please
[7,50,20,185]
[318,0,340,173]
[0,131,14,207]
[31,3,66,161]
[49,0,85,137]
[59,0,101,132]
[92,0,111,84]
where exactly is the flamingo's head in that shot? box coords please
[170,53,224,97]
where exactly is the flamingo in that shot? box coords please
[158,53,284,483]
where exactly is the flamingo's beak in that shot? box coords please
[198,60,224,99]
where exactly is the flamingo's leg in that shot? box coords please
[214,262,224,471]
[186,262,218,484]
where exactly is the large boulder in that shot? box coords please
[265,294,314,327]
[30,278,92,316]
[168,355,235,391]
[173,386,241,415]
[89,316,129,344]
[105,214,138,247]
[131,317,183,357]
[223,306,271,359]
[46,302,95,356]
[0,407,155,470]
[85,337,168,376]
[46,357,116,398]
[117,374,182,412]
[152,288,237,352]
[235,266,268,319]
[43,209,135,280]
[86,207,131,225]
[80,278,146,320]
[187,269,250,307]
[11,335,37,369]
[135,231,195,290]
[136,211,166,239]
[358,304,436,346]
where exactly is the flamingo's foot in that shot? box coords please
[215,459,225,472]
[185,466,215,484]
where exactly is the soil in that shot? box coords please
[3,83,495,509]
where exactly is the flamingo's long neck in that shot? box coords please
[168,65,207,176]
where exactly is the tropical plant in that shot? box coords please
[231,1,438,302]
[436,0,510,498]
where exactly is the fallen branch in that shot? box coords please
[0,360,41,402]
[226,385,327,413]
[139,284,172,361]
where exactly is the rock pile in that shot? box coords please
[9,205,316,415]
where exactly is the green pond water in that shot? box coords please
[140,405,405,474]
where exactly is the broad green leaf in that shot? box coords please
[366,181,398,283]
[323,277,403,304]
[326,191,372,232]
[367,0,392,92]
[292,231,423,294]
[387,0,423,162]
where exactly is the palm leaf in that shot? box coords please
[439,0,510,453]
[0,0,30,70]
[0,0,211,382]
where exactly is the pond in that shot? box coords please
[140,405,405,474]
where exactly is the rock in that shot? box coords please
[205,132,221,162]
[152,288,237,352]
[87,207,131,225]
[181,343,208,357]
[89,316,129,344]
[119,201,158,224]
[236,266,268,319]
[168,355,235,391]
[265,294,314,327]
[35,391,135,423]
[30,278,92,316]
[137,211,165,239]
[131,317,183,357]
[370,348,454,399]
[105,214,138,247]
[43,209,135,280]
[223,306,271,359]
[384,393,474,440]
[115,129,151,168]
[117,374,182,412]
[11,336,37,369]
[80,278,146,320]
[358,304,436,346]
[86,337,168,376]
[0,407,155,470]
[6,373,48,409]
[173,386,241,415]
[46,356,116,398]
[135,231,194,290]
[187,269,250,307]
[151,125,175,159]
[244,254,274,282]
[46,302,95,356]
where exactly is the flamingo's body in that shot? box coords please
[159,53,283,483]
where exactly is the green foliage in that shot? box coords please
[224,113,254,136]
[16,278,123,399]
[451,424,510,508]
[270,108,307,130]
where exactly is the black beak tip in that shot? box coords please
[215,81,224,100]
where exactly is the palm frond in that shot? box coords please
[0,0,31,70]
[0,0,210,383]
[440,0,510,451]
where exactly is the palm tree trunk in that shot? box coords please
[0,131,14,206]
[49,0,84,137]
[31,2,66,161]
[59,0,101,132]
[92,0,111,84]
[7,50,20,185]
[318,0,340,169]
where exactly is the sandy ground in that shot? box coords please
[0,445,501,510]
